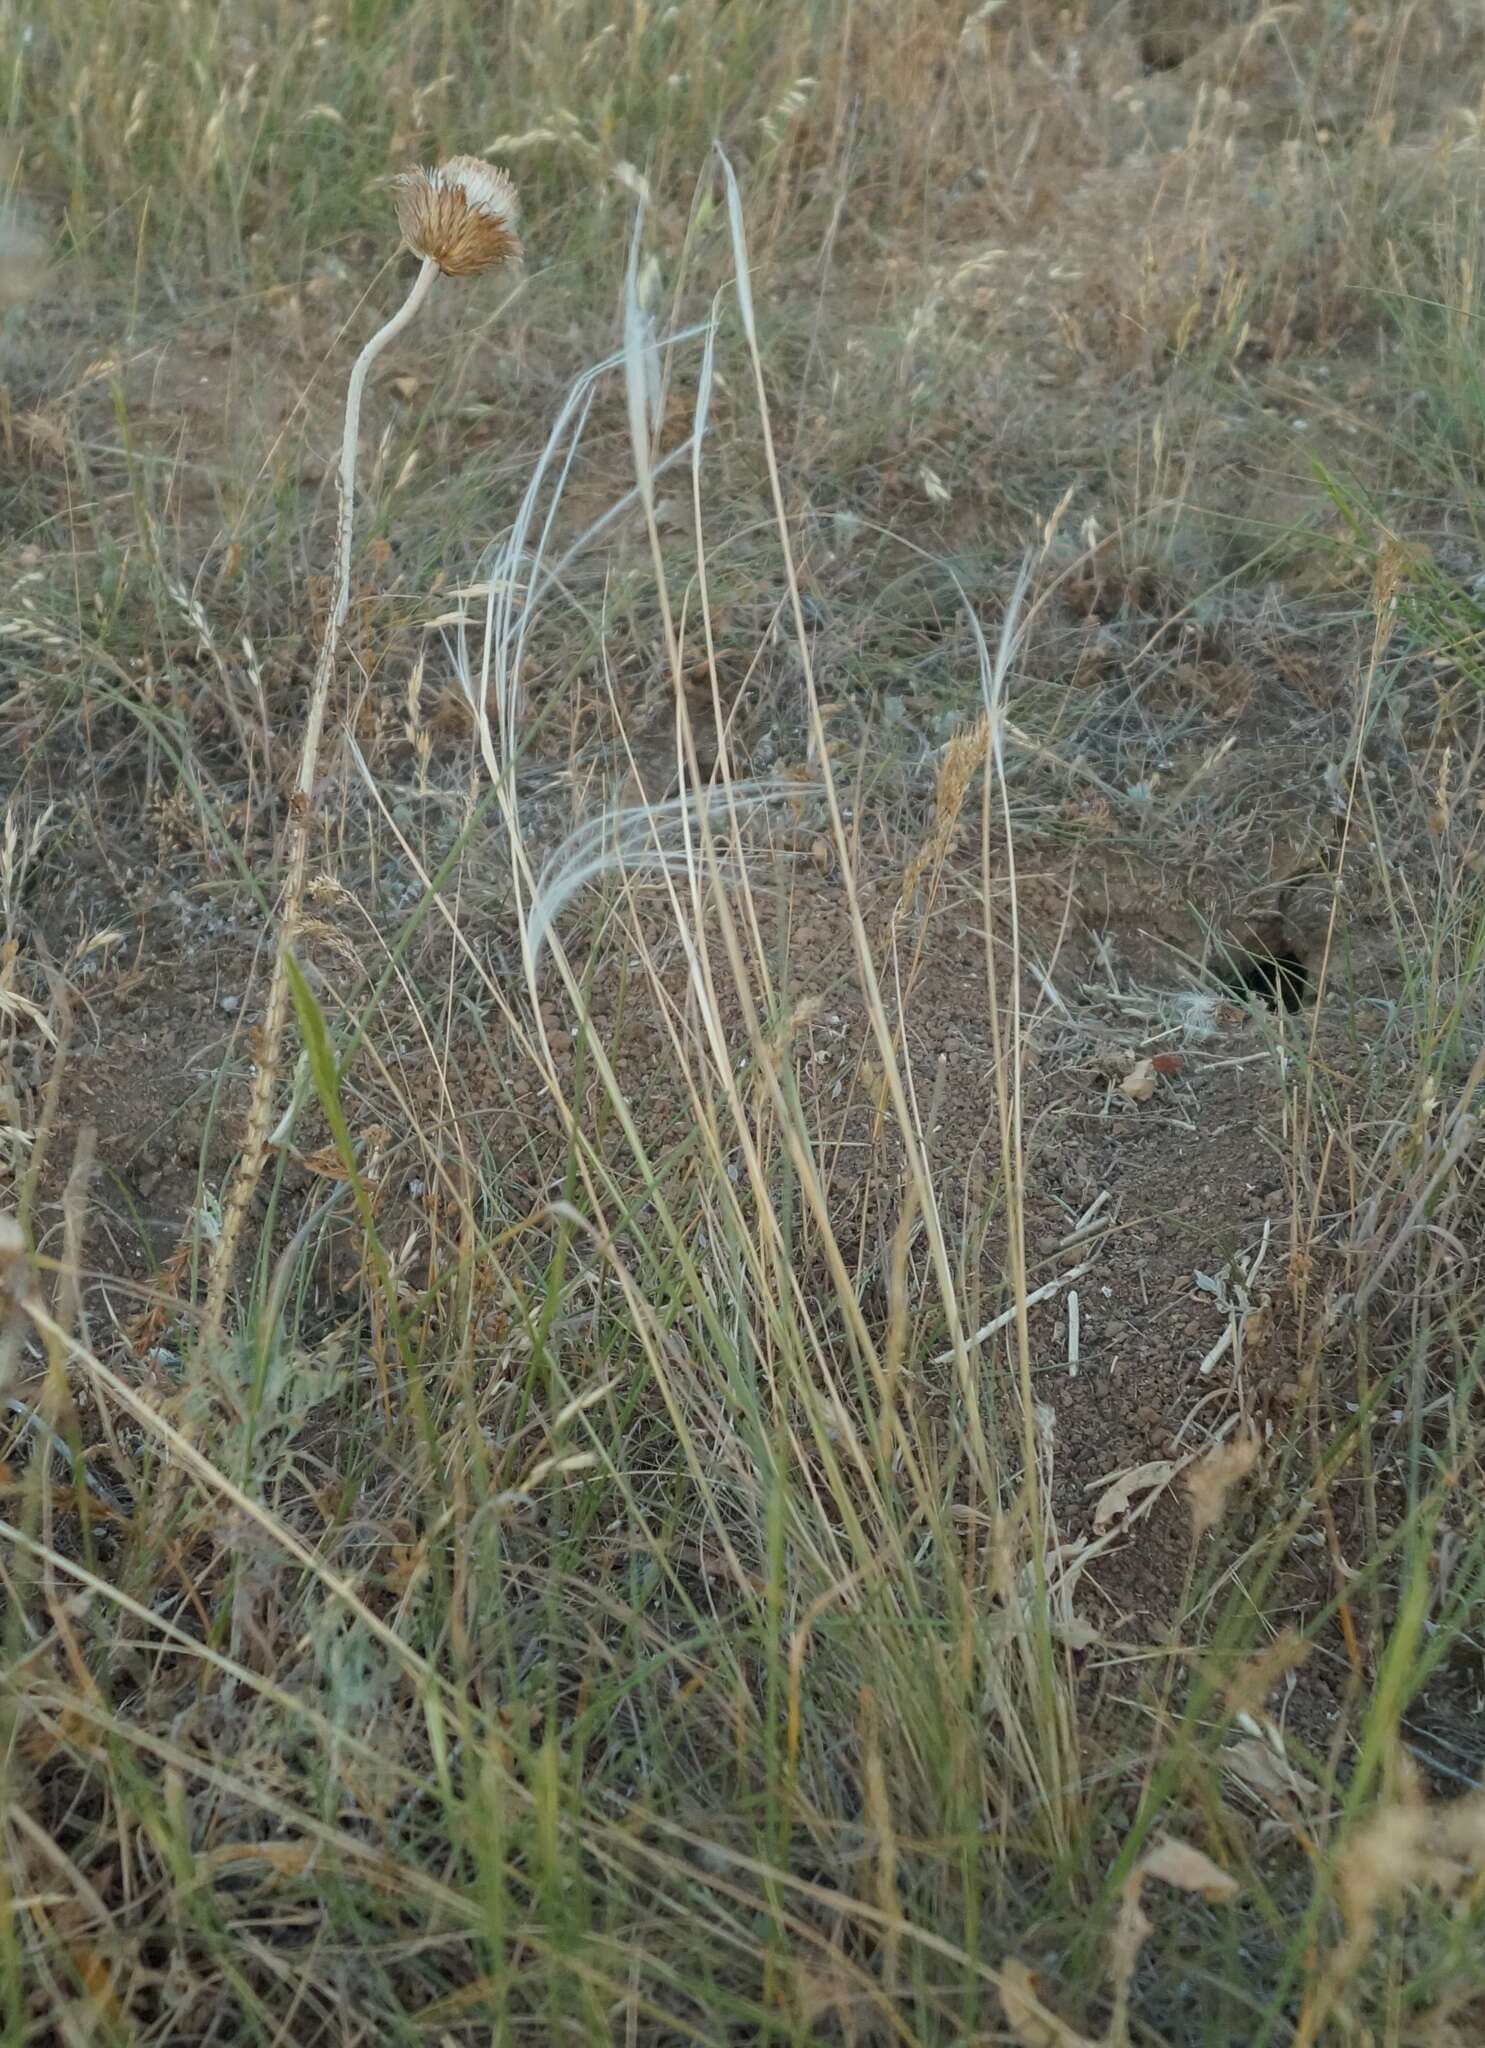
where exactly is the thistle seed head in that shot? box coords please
[394,156,521,278]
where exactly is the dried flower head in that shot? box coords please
[395,156,521,278]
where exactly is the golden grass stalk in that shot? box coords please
[202,158,520,1345]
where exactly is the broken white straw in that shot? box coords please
[935,1261,1092,1364]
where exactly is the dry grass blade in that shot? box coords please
[1138,1836,1240,1902]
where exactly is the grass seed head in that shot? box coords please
[395,155,522,277]
[1184,1431,1261,1540]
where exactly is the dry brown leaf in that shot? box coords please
[997,1959,1100,2048]
[1107,1874,1154,2001]
[1092,1459,1177,1532]
[1139,1834,1240,1901]
[297,1143,354,1183]
[1120,1058,1158,1102]
[1224,1734,1321,1814]
[1184,1432,1260,1538]
[1106,1838,1238,2032]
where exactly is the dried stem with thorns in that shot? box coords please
[202,159,521,1344]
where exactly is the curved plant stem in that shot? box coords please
[203,256,440,1346]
